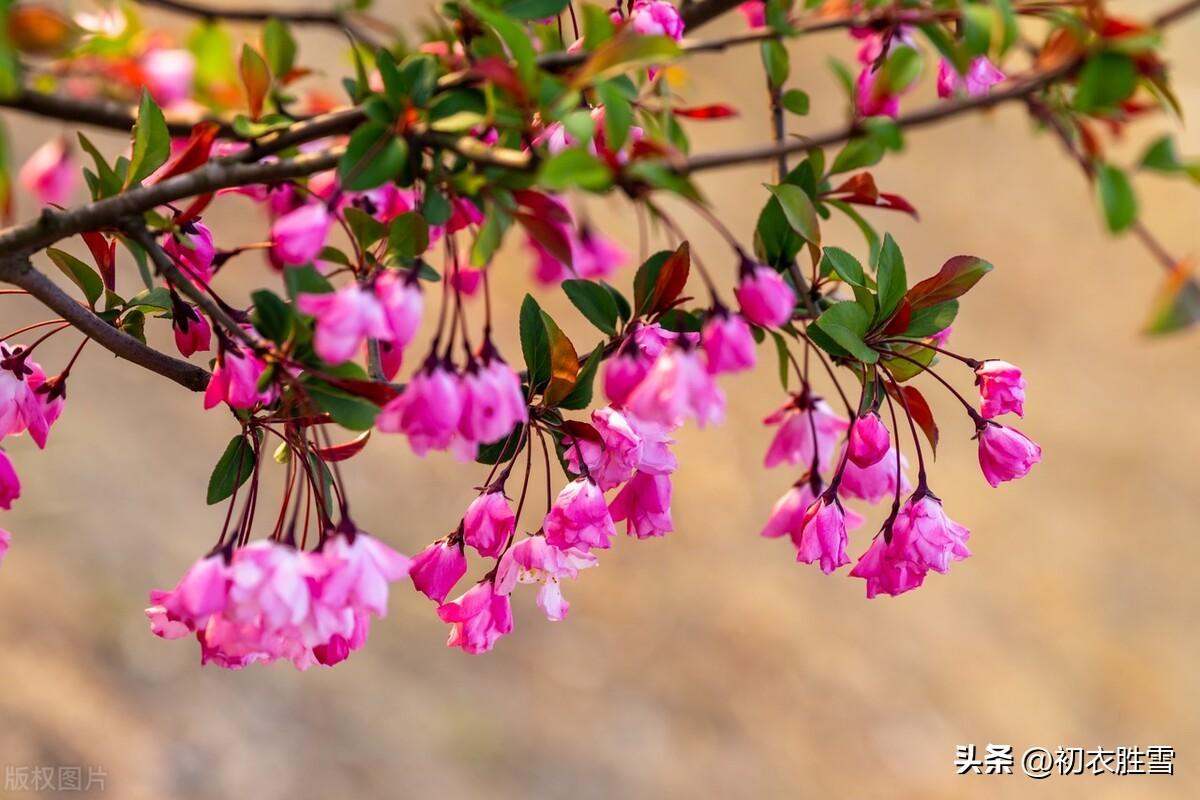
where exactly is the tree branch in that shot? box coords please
[0,256,211,391]
[137,0,384,48]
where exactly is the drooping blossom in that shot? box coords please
[141,48,196,106]
[528,223,626,285]
[850,494,970,598]
[627,414,678,475]
[437,580,513,654]
[937,56,1005,99]
[271,203,333,266]
[18,137,77,206]
[543,477,617,551]
[0,344,59,448]
[462,491,516,558]
[856,67,901,118]
[794,494,853,574]
[320,531,414,620]
[564,406,642,490]
[761,479,819,543]
[739,1,766,28]
[626,346,726,429]
[609,470,674,538]
[627,0,685,39]
[374,270,424,349]
[297,282,391,365]
[977,423,1041,487]
[376,360,465,456]
[735,262,796,328]
[0,449,19,510]
[975,360,1026,419]
[203,342,276,410]
[458,354,528,449]
[763,396,848,470]
[163,220,217,284]
[602,322,680,406]
[847,411,890,468]
[929,326,953,348]
[409,537,468,603]
[839,446,911,504]
[701,311,756,374]
[496,535,598,621]
[172,302,211,357]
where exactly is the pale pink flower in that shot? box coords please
[937,56,1005,99]
[409,538,468,603]
[0,344,53,447]
[18,137,77,206]
[172,303,211,357]
[701,312,756,374]
[298,283,391,364]
[975,360,1026,419]
[627,347,725,428]
[376,362,465,456]
[203,344,275,410]
[839,446,911,504]
[847,412,890,468]
[609,471,674,538]
[437,580,513,654]
[319,531,413,618]
[565,406,642,490]
[762,397,848,470]
[761,481,819,543]
[496,536,598,621]
[628,0,685,39]
[271,203,333,266]
[977,423,1041,487]
[463,491,516,558]
[795,495,856,573]
[626,414,678,475]
[141,48,196,106]
[736,264,796,328]
[543,478,617,551]
[374,271,423,349]
[0,449,20,510]
[458,357,528,447]
[163,220,216,284]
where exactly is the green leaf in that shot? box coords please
[874,234,907,322]
[781,89,809,115]
[239,44,271,119]
[339,122,408,191]
[388,212,430,259]
[538,148,613,192]
[1096,164,1137,233]
[596,81,633,150]
[46,248,103,307]
[1074,52,1137,114]
[558,343,604,410]
[765,184,820,246]
[760,39,789,89]
[1140,135,1181,172]
[262,17,297,76]
[1144,269,1200,335]
[77,133,121,197]
[469,1,539,88]
[769,330,790,390]
[821,247,865,286]
[904,300,958,338]
[830,138,884,175]
[250,290,293,344]
[207,434,258,505]
[582,3,616,49]
[573,33,681,86]
[519,294,550,390]
[562,279,620,335]
[879,47,922,95]
[503,0,570,20]
[471,206,510,267]
[305,380,379,430]
[811,301,878,363]
[125,91,169,188]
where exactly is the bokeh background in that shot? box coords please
[2,1,1199,798]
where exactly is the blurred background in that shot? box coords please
[2,1,1199,798]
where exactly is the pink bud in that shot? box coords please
[463,491,516,558]
[937,56,1005,99]
[739,1,766,28]
[701,312,756,374]
[603,352,648,406]
[410,539,468,603]
[629,0,685,39]
[795,496,851,574]
[847,412,890,467]
[975,360,1025,419]
[374,271,423,349]
[172,304,212,357]
[271,203,333,266]
[141,48,196,106]
[297,283,390,365]
[203,344,275,410]
[977,424,1041,487]
[163,221,216,284]
[377,363,465,455]
[0,449,20,510]
[735,265,796,328]
[543,478,616,551]
[19,137,77,207]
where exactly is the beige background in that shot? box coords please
[2,2,1199,798]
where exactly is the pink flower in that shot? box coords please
[0,528,9,567]
[19,137,77,206]
[839,446,911,504]
[146,553,230,640]
[735,264,796,328]
[603,352,649,406]
[374,270,423,348]
[937,56,1005,99]
[409,538,468,603]
[795,495,853,574]
[376,362,465,456]
[496,536,597,621]
[761,481,819,542]
[271,203,333,266]
[463,491,516,558]
[458,356,528,448]
[847,412,890,467]
[319,531,413,618]
[565,406,642,490]
[627,414,678,475]
[163,220,216,285]
[628,0,685,39]
[0,345,53,447]
[543,478,617,551]
[574,227,627,279]
[702,312,756,374]
[437,580,513,654]
[141,48,196,106]
[0,449,20,510]
[609,471,674,538]
[763,397,848,470]
[929,326,953,348]
[627,348,725,428]
[447,197,484,233]
[298,283,390,364]
[850,494,970,598]
[977,423,1041,487]
[975,360,1025,419]
[856,67,901,118]
[739,1,766,28]
[203,344,275,410]
[172,303,211,358]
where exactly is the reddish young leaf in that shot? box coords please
[672,104,739,119]
[512,190,572,225]
[880,297,912,336]
[81,231,117,290]
[516,212,574,268]
[325,377,401,406]
[240,44,271,120]
[830,173,880,202]
[541,312,580,408]
[905,255,993,311]
[7,4,74,55]
[469,57,528,105]
[315,431,371,462]
[887,383,939,454]
[560,420,602,445]
[650,241,691,315]
[147,122,222,185]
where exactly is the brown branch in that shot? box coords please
[0,87,235,138]
[0,257,211,391]
[137,0,383,48]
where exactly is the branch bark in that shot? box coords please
[0,257,211,391]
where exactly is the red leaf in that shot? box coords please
[650,241,690,315]
[175,193,215,227]
[512,190,572,225]
[830,173,880,202]
[315,431,371,462]
[887,383,939,454]
[516,212,574,269]
[880,297,912,335]
[147,122,221,185]
[469,57,528,105]
[240,44,271,120]
[325,377,401,406]
[672,104,738,120]
[81,231,117,290]
[905,255,993,311]
[560,420,602,445]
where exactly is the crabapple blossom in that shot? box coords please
[172,303,212,358]
[18,137,77,206]
[628,0,685,39]
[795,494,854,574]
[141,48,196,106]
[496,536,598,622]
[839,447,912,504]
[0,529,9,567]
[626,346,725,428]
[0,449,19,510]
[975,360,1026,418]
[735,262,796,327]
[462,491,516,558]
[609,471,674,538]
[374,271,424,349]
[271,203,333,266]
[203,343,275,410]
[763,397,848,471]
[409,538,468,603]
[458,356,528,448]
[847,412,891,468]
[543,477,617,551]
[977,423,1042,487]
[376,361,465,456]
[163,220,217,284]
[701,311,757,374]
[850,494,971,598]
[437,580,513,654]
[937,56,1006,99]
[298,282,391,365]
